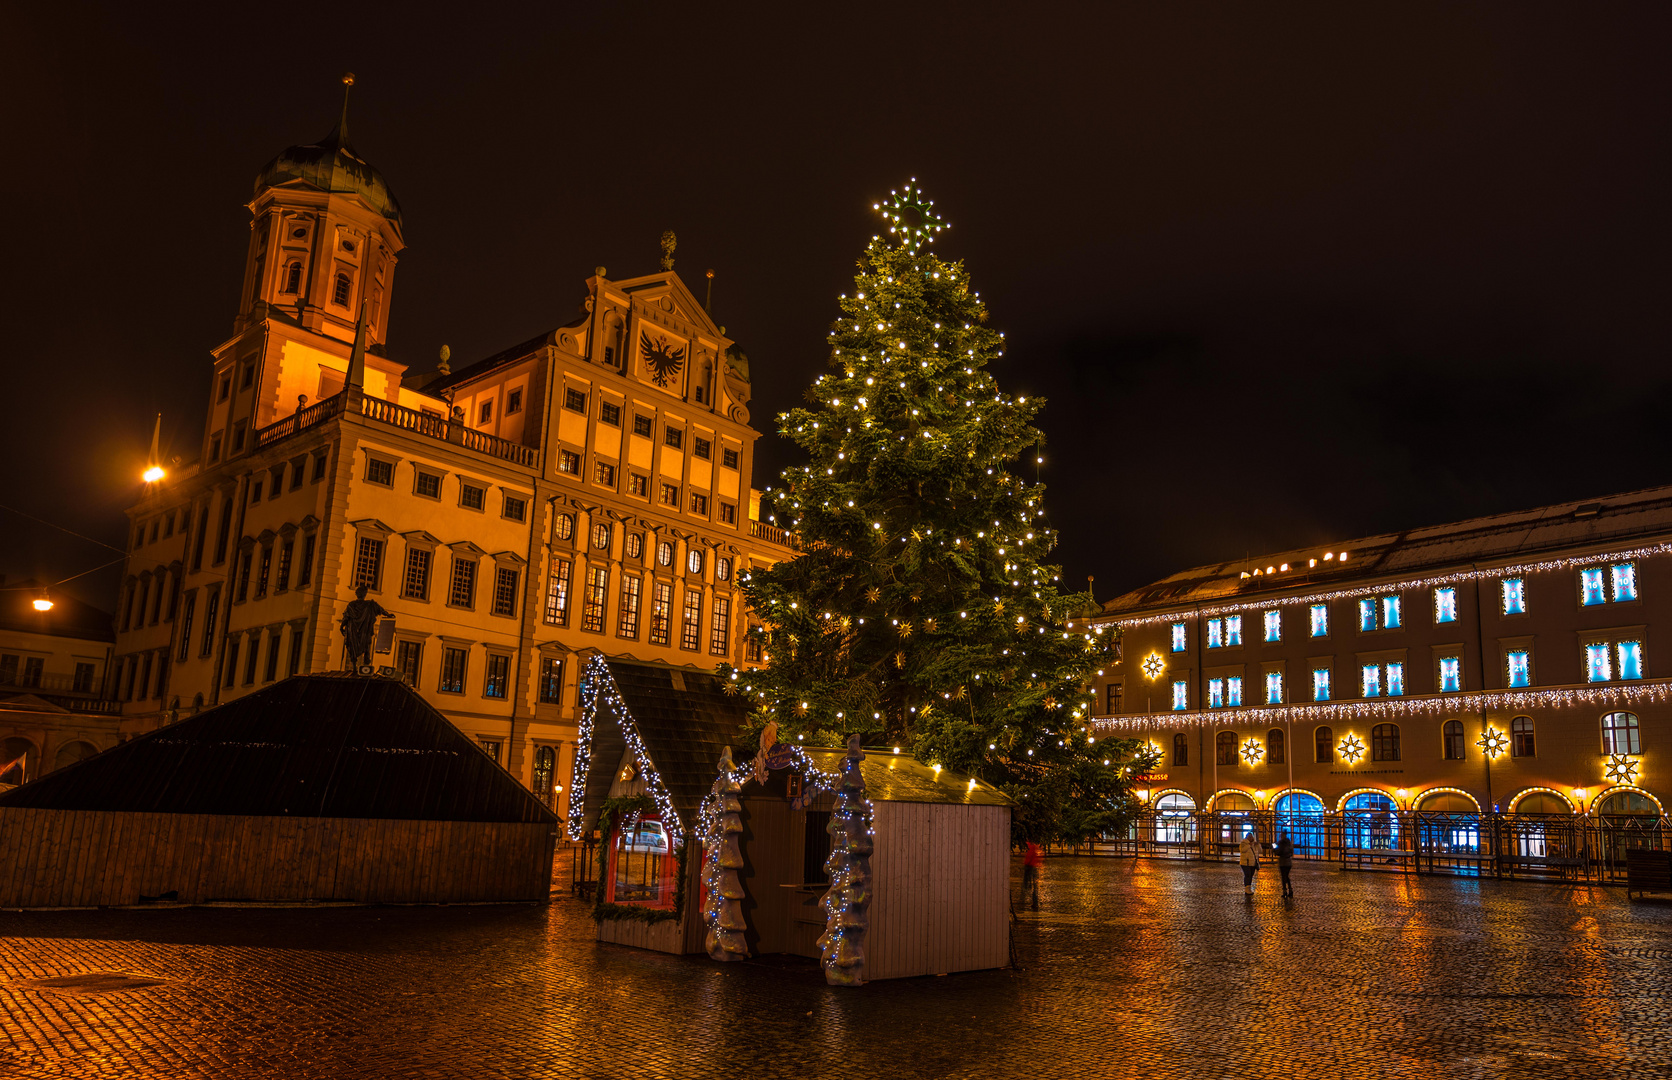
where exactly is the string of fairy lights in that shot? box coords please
[567,653,685,848]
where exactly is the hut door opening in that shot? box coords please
[803,811,832,884]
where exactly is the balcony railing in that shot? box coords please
[0,674,119,713]
[254,390,542,469]
[750,520,794,548]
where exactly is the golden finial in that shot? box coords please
[660,230,677,271]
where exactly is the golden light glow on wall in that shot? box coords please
[1337,734,1365,764]
[142,465,165,483]
[1604,754,1640,785]
[1411,786,1481,812]
[1508,786,1577,814]
[31,598,53,612]
[1240,738,1264,765]
[1141,653,1165,680]
[1476,727,1509,760]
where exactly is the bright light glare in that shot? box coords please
[143,466,165,483]
[32,599,53,612]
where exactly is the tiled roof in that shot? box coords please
[427,315,588,395]
[1103,482,1672,616]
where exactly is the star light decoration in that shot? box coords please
[874,179,947,251]
[1141,653,1166,680]
[1240,738,1264,766]
[1476,727,1509,760]
[1337,734,1366,764]
[1605,754,1640,784]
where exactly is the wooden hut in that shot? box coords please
[572,654,1013,984]
[0,673,558,908]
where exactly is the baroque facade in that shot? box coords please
[1088,485,1670,855]
[109,105,788,818]
[0,583,121,789]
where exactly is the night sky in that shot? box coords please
[5,4,1670,612]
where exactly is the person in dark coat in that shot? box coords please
[1021,841,1044,910]
[1276,831,1295,897]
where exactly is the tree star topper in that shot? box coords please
[874,179,948,252]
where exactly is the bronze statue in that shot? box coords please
[339,584,390,672]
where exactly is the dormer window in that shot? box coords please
[333,273,352,307]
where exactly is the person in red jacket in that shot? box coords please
[1021,841,1044,911]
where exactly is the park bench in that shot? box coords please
[1624,848,1672,899]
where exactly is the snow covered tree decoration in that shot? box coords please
[817,735,873,986]
[702,746,749,961]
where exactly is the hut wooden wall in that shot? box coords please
[867,802,1010,980]
[0,808,557,908]
[597,915,683,952]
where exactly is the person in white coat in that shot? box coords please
[1238,832,1263,894]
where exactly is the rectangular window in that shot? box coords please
[1264,671,1282,704]
[633,414,653,437]
[484,653,509,699]
[290,461,304,491]
[232,420,247,452]
[439,647,467,693]
[690,493,708,516]
[710,596,731,656]
[235,551,253,602]
[694,437,712,460]
[1611,563,1638,602]
[629,474,648,498]
[400,548,431,600]
[276,539,293,592]
[1506,649,1530,688]
[1206,619,1224,649]
[223,639,239,688]
[460,484,486,510]
[1207,678,1224,709]
[416,471,443,498]
[355,537,384,592]
[1312,668,1331,701]
[1434,587,1457,623]
[449,558,477,608]
[1617,640,1643,680]
[1225,615,1242,646]
[312,451,329,481]
[660,483,680,507]
[1263,610,1281,643]
[1309,604,1328,638]
[492,567,519,617]
[243,635,259,684]
[558,451,580,475]
[297,534,315,587]
[478,400,494,424]
[503,495,526,522]
[209,435,222,463]
[722,448,739,469]
[396,640,422,685]
[69,660,94,694]
[1581,567,1606,606]
[583,566,609,633]
[719,503,737,525]
[1361,663,1381,698]
[539,657,564,704]
[249,481,263,504]
[1358,598,1376,633]
[264,633,282,682]
[600,402,621,426]
[365,458,394,486]
[650,581,673,646]
[1382,596,1401,629]
[176,593,196,662]
[681,588,702,650]
[564,388,587,413]
[1226,676,1243,706]
[201,589,220,657]
[1171,680,1188,711]
[544,558,572,626]
[1170,623,1187,653]
[617,576,642,638]
[255,545,271,598]
[1438,656,1461,693]
[506,388,523,415]
[1385,661,1404,696]
[288,626,305,677]
[665,427,684,450]
[1586,642,1612,683]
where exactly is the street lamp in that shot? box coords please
[32,597,53,612]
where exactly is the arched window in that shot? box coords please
[532,745,557,808]
[52,741,96,772]
[1315,726,1334,764]
[1172,732,1188,766]
[1443,720,1465,760]
[1343,791,1400,850]
[1511,716,1535,758]
[1596,790,1657,817]
[1417,791,1477,813]
[1215,730,1237,766]
[1153,793,1195,845]
[1372,723,1400,761]
[1266,728,1285,765]
[1215,791,1256,813]
[553,514,574,542]
[1274,791,1326,856]
[1513,791,1570,815]
[333,272,352,307]
[1602,711,1641,755]
[282,262,302,294]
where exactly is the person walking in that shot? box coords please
[1276,831,1295,897]
[1021,840,1044,911]
[1238,832,1262,894]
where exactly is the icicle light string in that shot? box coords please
[1099,542,1672,630]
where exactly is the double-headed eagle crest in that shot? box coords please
[640,332,686,388]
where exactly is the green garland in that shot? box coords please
[591,795,688,926]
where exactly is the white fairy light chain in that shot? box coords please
[567,653,686,848]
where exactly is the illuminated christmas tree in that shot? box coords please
[727,182,1154,841]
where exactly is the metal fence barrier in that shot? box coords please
[1085,811,1669,883]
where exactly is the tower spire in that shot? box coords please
[346,300,368,389]
[336,72,355,147]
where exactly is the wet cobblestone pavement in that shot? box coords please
[2,857,1670,1079]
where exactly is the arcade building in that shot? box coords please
[108,92,789,820]
[1088,485,1671,873]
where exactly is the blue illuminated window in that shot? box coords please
[1310,604,1328,637]
[1360,595,1400,631]
[1386,662,1404,696]
[1207,678,1224,708]
[1581,568,1606,607]
[1506,650,1530,688]
[1227,676,1243,707]
[1611,563,1638,602]
[1438,656,1461,693]
[1172,680,1188,710]
[1361,664,1381,698]
[1434,588,1457,624]
[1382,596,1402,629]
[1586,643,1611,683]
[1501,578,1525,615]
[1312,668,1331,701]
[1617,641,1643,680]
[1263,610,1281,642]
[1225,616,1243,646]
[1206,619,1224,649]
[1358,599,1375,632]
[1265,671,1283,704]
[1170,623,1186,653]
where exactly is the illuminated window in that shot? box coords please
[1581,568,1606,606]
[1208,679,1224,709]
[1170,623,1187,653]
[1359,595,1400,631]
[402,547,431,601]
[1265,671,1282,704]
[649,581,673,646]
[1434,588,1457,623]
[607,813,675,911]
[1617,640,1644,680]
[617,576,641,639]
[1386,662,1404,696]
[1585,643,1611,683]
[681,588,702,650]
[1226,616,1242,646]
[1382,596,1402,629]
[1309,604,1329,637]
[554,513,574,542]
[1263,610,1281,642]
[539,657,563,704]
[354,537,383,592]
[1206,619,1223,649]
[583,566,609,633]
[439,647,467,694]
[1226,676,1243,706]
[1612,563,1638,602]
[710,596,731,656]
[483,653,510,699]
[1171,680,1188,711]
[1312,668,1331,701]
[1438,656,1461,693]
[1361,664,1381,698]
[1505,650,1530,688]
[1358,599,1375,633]
[1501,577,1525,614]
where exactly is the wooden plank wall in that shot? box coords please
[0,808,557,908]
[596,915,683,952]
[867,803,1010,980]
